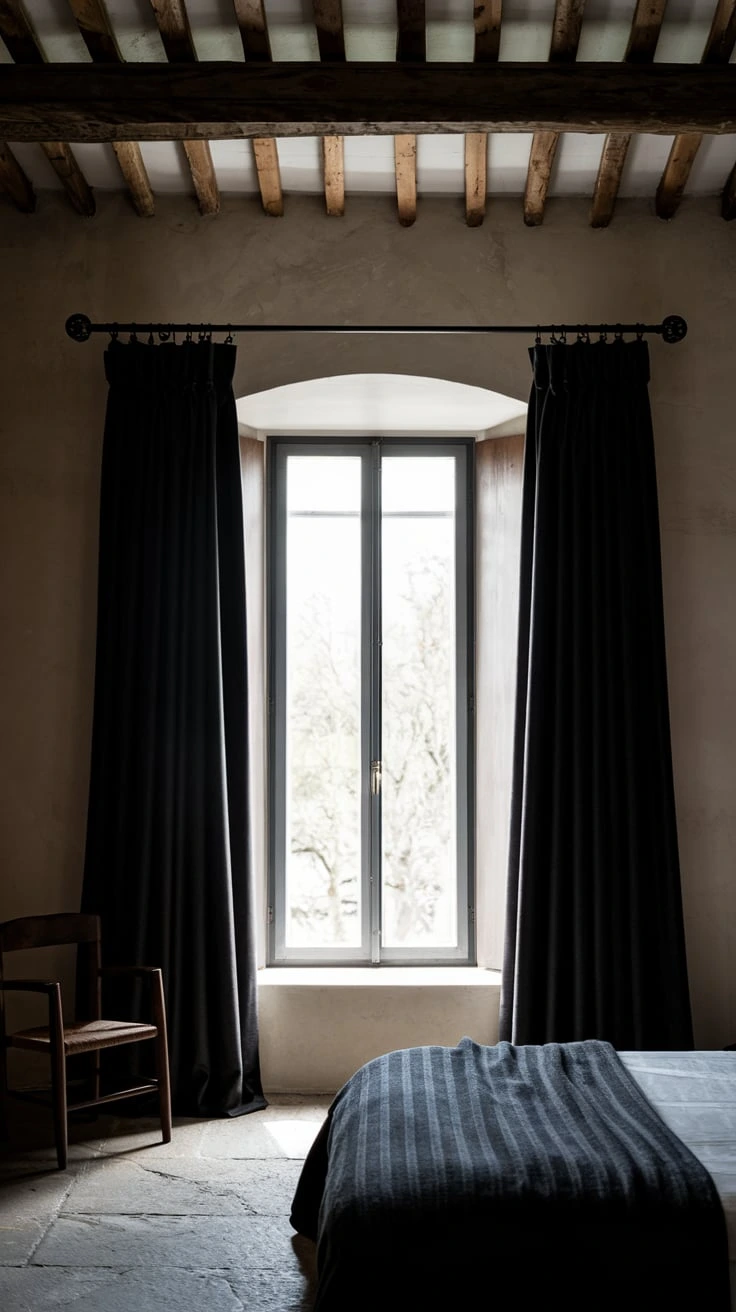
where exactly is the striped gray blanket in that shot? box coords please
[291,1037,730,1311]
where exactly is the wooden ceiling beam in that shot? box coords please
[464,133,487,228]
[0,0,41,62]
[590,0,667,227]
[473,0,503,63]
[231,0,283,217]
[625,0,669,62]
[395,133,417,227]
[148,0,220,215]
[251,137,283,215]
[1,63,735,140]
[39,139,95,214]
[66,0,154,216]
[394,0,424,227]
[464,0,502,227]
[322,134,344,216]
[314,2,345,216]
[524,0,585,226]
[396,0,425,63]
[722,159,736,219]
[0,0,95,213]
[656,0,736,219]
[0,140,35,210]
[66,0,120,62]
[149,0,195,64]
[313,0,345,61]
[232,0,271,61]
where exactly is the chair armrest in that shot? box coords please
[98,966,163,979]
[0,979,59,995]
[0,979,65,1051]
[97,967,168,1039]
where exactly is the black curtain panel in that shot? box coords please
[81,339,266,1117]
[500,340,693,1050]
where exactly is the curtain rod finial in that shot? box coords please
[66,313,92,342]
[661,315,687,344]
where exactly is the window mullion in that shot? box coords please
[368,441,382,963]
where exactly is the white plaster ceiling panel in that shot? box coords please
[619,135,685,197]
[208,140,260,193]
[137,143,199,192]
[343,137,400,193]
[487,134,537,193]
[550,134,610,196]
[687,134,736,192]
[416,136,465,195]
[275,137,325,193]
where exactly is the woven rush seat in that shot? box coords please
[11,1018,159,1053]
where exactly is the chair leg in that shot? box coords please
[0,1036,8,1144]
[49,984,68,1170]
[152,973,172,1143]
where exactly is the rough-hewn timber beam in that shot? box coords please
[66,0,155,216]
[0,63,734,141]
[464,0,502,227]
[149,0,220,215]
[656,0,736,219]
[313,1,345,216]
[0,140,35,210]
[524,0,586,227]
[590,0,668,228]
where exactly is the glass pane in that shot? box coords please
[284,457,362,948]
[381,457,457,948]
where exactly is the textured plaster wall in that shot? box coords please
[0,192,734,1086]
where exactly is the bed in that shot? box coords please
[291,1039,735,1312]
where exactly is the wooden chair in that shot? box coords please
[0,912,172,1169]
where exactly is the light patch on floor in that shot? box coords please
[0,1095,329,1310]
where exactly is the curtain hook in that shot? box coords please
[185,325,193,343]
[158,329,170,342]
[614,324,623,342]
[599,329,607,343]
[198,327,209,343]
[110,327,119,342]
[225,326,234,345]
[535,326,542,346]
[635,323,644,341]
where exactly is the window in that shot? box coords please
[268,438,474,964]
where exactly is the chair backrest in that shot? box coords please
[0,914,102,1028]
[0,913,100,955]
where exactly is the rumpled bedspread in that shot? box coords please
[291,1037,730,1311]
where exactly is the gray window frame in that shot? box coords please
[267,436,475,965]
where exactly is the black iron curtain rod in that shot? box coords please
[65,313,688,344]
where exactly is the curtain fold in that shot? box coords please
[81,339,266,1116]
[500,340,693,1050]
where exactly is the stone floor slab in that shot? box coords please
[63,1156,304,1215]
[31,1213,297,1269]
[0,1163,83,1265]
[0,1266,264,1311]
[93,1116,209,1160]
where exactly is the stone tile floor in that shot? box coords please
[0,1094,332,1310]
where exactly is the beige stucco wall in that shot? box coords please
[1,191,734,1089]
